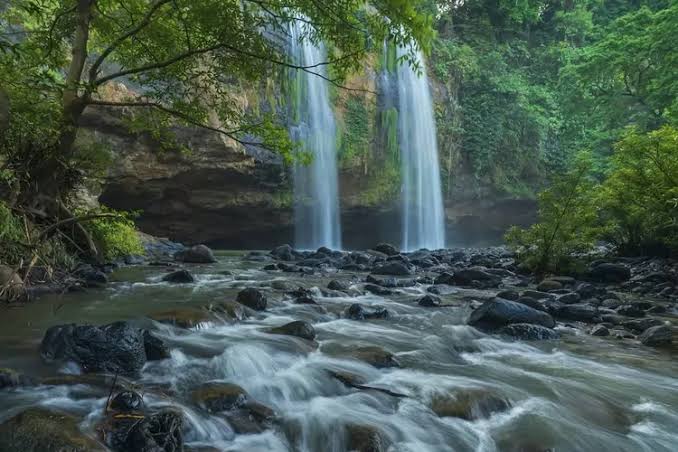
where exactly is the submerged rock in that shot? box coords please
[143,330,171,361]
[191,382,249,412]
[345,303,390,320]
[236,287,267,311]
[151,308,212,328]
[417,294,442,307]
[498,323,560,340]
[345,424,387,452]
[207,300,249,321]
[350,346,400,368]
[40,322,159,377]
[328,280,351,291]
[468,298,556,331]
[268,321,316,341]
[161,269,195,284]
[0,407,105,451]
[364,284,394,296]
[431,389,510,420]
[174,244,216,263]
[590,325,610,337]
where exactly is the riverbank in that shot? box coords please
[1,245,677,451]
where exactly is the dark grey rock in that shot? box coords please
[236,288,267,311]
[639,325,672,346]
[498,323,560,340]
[468,298,556,331]
[174,244,216,263]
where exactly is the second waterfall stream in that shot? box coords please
[396,46,446,251]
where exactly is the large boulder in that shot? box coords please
[0,407,105,451]
[371,262,413,276]
[453,268,501,288]
[373,243,400,256]
[639,325,673,347]
[431,390,510,420]
[497,323,560,340]
[553,303,601,323]
[589,263,631,283]
[268,321,316,341]
[468,298,556,331]
[40,322,164,377]
[270,244,294,261]
[174,244,216,264]
[236,287,267,311]
[345,424,387,452]
[417,294,442,307]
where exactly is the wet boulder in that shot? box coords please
[351,346,400,368]
[468,298,556,331]
[427,284,457,295]
[40,322,155,377]
[236,287,267,311]
[496,290,520,301]
[0,368,35,389]
[639,325,673,347]
[294,295,319,305]
[498,323,560,340]
[270,244,294,261]
[104,400,183,452]
[373,243,400,256]
[364,284,394,296]
[431,389,510,420]
[270,280,296,291]
[556,292,581,304]
[161,269,195,284]
[328,280,351,291]
[589,263,631,283]
[143,330,171,361]
[590,325,610,336]
[434,272,456,285]
[453,268,501,287]
[417,294,442,307]
[174,244,216,264]
[553,303,601,323]
[0,407,106,451]
[622,318,664,334]
[345,303,390,320]
[207,300,250,321]
[617,303,646,318]
[268,320,316,341]
[371,262,413,276]
[191,382,249,412]
[109,390,144,412]
[74,264,108,288]
[345,424,387,452]
[537,280,563,292]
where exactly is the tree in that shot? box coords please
[1,0,433,186]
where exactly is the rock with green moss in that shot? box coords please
[345,424,387,452]
[150,308,212,328]
[0,407,106,451]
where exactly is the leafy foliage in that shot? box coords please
[82,208,144,261]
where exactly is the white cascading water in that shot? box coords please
[288,22,341,250]
[396,46,446,251]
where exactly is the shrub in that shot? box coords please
[84,208,144,261]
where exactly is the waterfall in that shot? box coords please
[288,23,342,250]
[396,46,446,251]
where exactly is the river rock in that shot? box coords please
[236,287,267,311]
[498,323,560,340]
[431,389,510,420]
[270,244,294,261]
[143,330,170,361]
[351,346,400,368]
[372,262,413,276]
[0,368,35,389]
[40,322,157,377]
[364,284,394,296]
[639,325,673,346]
[174,244,216,263]
[373,243,399,256]
[575,282,597,298]
[294,294,319,305]
[427,284,457,295]
[468,298,556,331]
[453,268,501,287]
[224,400,276,434]
[516,296,549,312]
[590,325,610,336]
[0,407,106,451]
[104,404,183,452]
[345,424,387,452]
[191,382,249,412]
[151,308,212,328]
[496,290,520,301]
[207,300,249,321]
[537,280,563,292]
[268,321,316,341]
[328,280,351,291]
[589,263,631,283]
[553,303,600,323]
[417,294,442,307]
[522,290,553,300]
[622,318,664,334]
[162,269,195,284]
[109,390,144,412]
[74,264,108,288]
[434,272,456,285]
[617,303,646,317]
[345,303,390,320]
[557,292,581,304]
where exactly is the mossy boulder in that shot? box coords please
[0,407,106,451]
[350,346,400,368]
[268,320,316,340]
[191,382,249,413]
[345,424,387,452]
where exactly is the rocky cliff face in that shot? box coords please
[87,75,535,249]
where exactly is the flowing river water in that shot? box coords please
[1,251,677,451]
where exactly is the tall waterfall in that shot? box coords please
[396,47,446,251]
[288,23,341,250]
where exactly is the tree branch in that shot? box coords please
[88,0,173,83]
